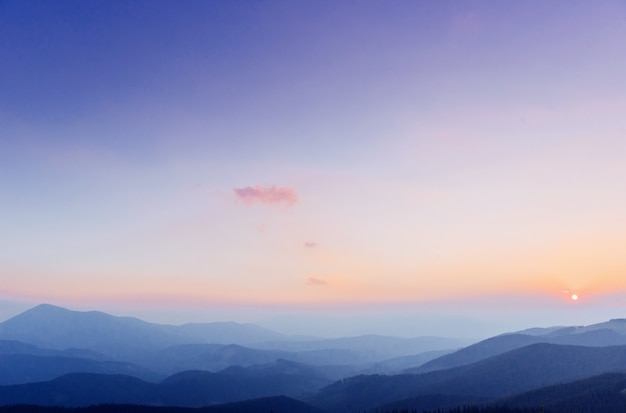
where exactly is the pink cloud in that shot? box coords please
[304,242,318,248]
[233,185,298,206]
[307,277,327,286]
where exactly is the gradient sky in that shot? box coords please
[2,0,626,338]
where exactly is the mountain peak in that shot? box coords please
[0,304,172,356]
[22,303,70,315]
[0,304,287,358]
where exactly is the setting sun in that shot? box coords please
[571,294,579,301]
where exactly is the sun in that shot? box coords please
[571,294,579,301]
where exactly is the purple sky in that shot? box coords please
[2,0,626,338]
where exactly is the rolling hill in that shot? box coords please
[1,306,626,413]
[0,304,287,360]
[256,335,469,361]
[410,319,626,374]
[0,354,158,385]
[499,372,626,413]
[409,334,543,374]
[0,395,326,413]
[310,343,626,413]
[0,362,334,407]
[0,305,463,372]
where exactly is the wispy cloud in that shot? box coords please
[233,185,298,206]
[307,276,327,286]
[304,242,318,248]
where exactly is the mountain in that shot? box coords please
[0,395,326,413]
[0,304,465,376]
[310,343,626,413]
[202,395,327,413]
[159,366,327,404]
[0,304,177,358]
[499,372,626,413]
[139,343,271,374]
[0,373,159,407]
[409,334,543,373]
[545,318,626,336]
[218,358,349,387]
[0,339,158,385]
[377,394,489,413]
[410,319,626,374]
[0,354,158,385]
[4,309,626,412]
[0,339,105,359]
[143,343,449,377]
[360,350,454,375]
[256,334,468,362]
[544,319,626,346]
[166,322,285,344]
[0,363,334,408]
[0,305,447,385]
[139,343,367,376]
[0,304,286,360]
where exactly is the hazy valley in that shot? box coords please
[0,305,625,412]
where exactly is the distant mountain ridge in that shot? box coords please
[0,339,105,359]
[409,318,626,374]
[0,367,333,407]
[0,304,463,370]
[310,343,626,413]
[0,395,325,413]
[409,333,543,373]
[1,304,626,413]
[499,372,626,413]
[374,372,626,413]
[0,304,287,359]
[3,342,625,409]
[0,354,158,385]
[255,334,469,361]
[142,344,361,379]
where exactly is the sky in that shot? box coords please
[1,0,626,338]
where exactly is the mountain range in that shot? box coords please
[0,395,325,413]
[1,304,626,413]
[0,304,286,359]
[410,318,626,374]
[310,343,626,413]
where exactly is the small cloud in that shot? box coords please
[304,242,317,248]
[233,185,298,206]
[307,276,327,286]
